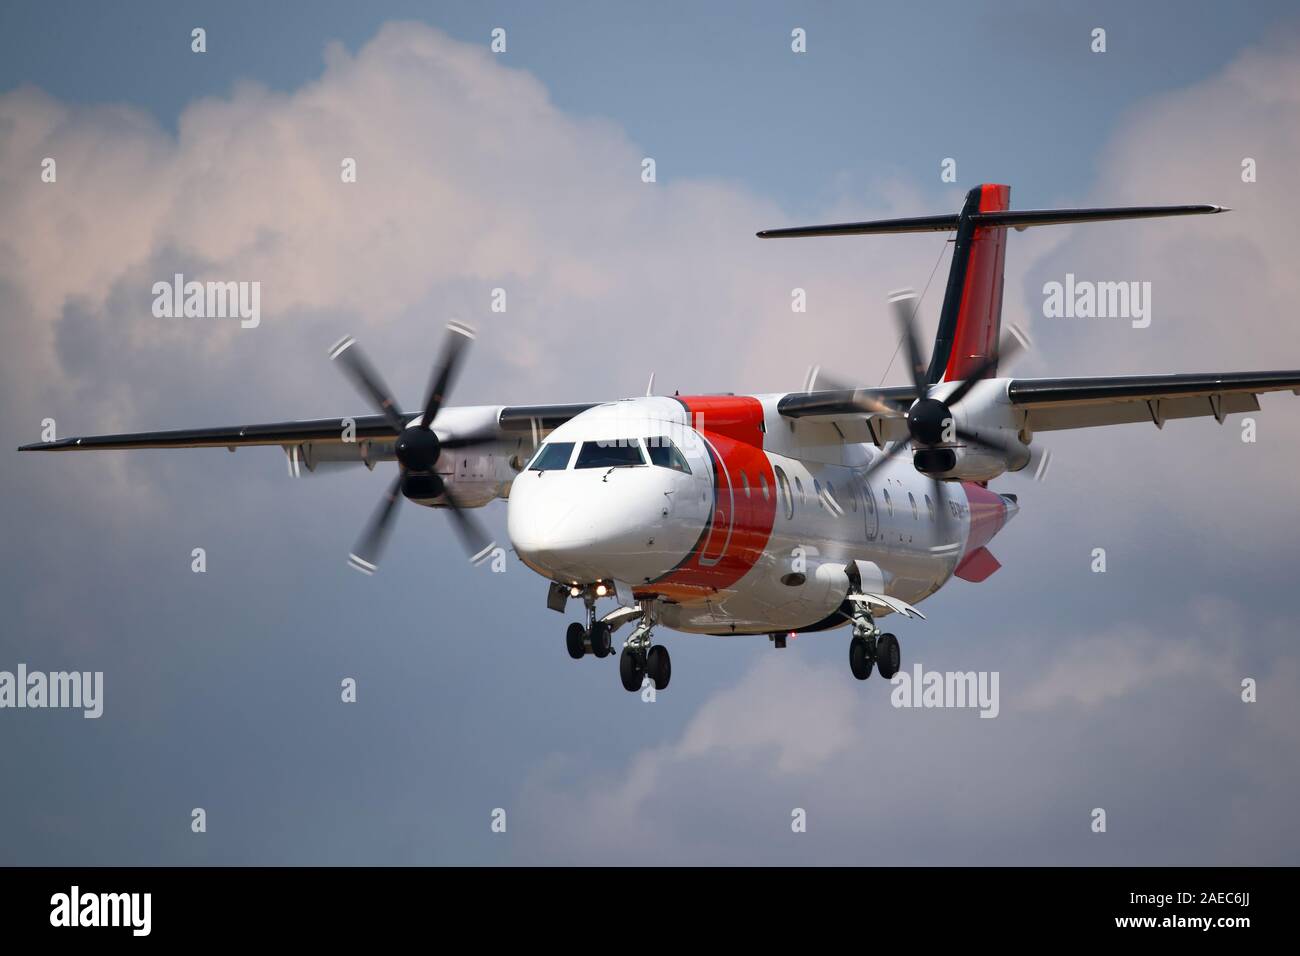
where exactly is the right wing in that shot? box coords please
[17,403,600,453]
[1006,370,1300,431]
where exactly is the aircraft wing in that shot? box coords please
[16,403,599,452]
[1006,370,1300,430]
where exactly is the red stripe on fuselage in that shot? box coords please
[648,396,776,595]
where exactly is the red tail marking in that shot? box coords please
[945,184,1010,381]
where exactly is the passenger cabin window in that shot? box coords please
[925,494,935,522]
[759,474,770,501]
[795,476,806,505]
[642,436,691,474]
[908,492,918,520]
[528,441,575,471]
[774,466,794,519]
[813,479,823,507]
[740,471,750,498]
[883,488,893,516]
[575,440,646,469]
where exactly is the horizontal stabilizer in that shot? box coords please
[757,203,1225,240]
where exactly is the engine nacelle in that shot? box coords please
[912,432,1030,482]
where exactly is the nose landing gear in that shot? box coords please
[566,594,615,659]
[559,587,668,692]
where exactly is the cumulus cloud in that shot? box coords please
[3,21,1300,865]
[514,598,1300,865]
[506,38,1300,865]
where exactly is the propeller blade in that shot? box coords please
[940,325,1030,409]
[954,425,1020,459]
[438,426,501,451]
[862,438,910,478]
[442,486,497,564]
[810,370,910,417]
[329,336,406,433]
[420,321,475,430]
[889,289,929,395]
[347,473,403,575]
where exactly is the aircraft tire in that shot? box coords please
[876,633,901,680]
[646,645,672,690]
[849,637,873,680]
[565,622,587,660]
[620,648,645,692]
[590,621,613,658]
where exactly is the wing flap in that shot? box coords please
[1008,370,1299,432]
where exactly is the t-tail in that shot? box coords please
[757,185,1228,387]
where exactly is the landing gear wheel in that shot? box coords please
[849,637,873,680]
[645,645,672,690]
[619,648,645,692]
[589,621,613,659]
[565,622,586,660]
[876,633,901,679]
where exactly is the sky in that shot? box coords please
[1,0,1299,865]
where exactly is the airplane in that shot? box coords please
[21,183,1300,694]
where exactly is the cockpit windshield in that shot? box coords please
[527,441,575,471]
[575,440,646,469]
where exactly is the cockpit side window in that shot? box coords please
[575,439,646,469]
[528,441,575,471]
[642,436,692,474]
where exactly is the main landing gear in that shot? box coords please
[848,606,901,681]
[561,588,670,694]
[620,618,670,693]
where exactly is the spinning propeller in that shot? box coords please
[813,289,1035,550]
[864,288,1030,477]
[328,321,498,574]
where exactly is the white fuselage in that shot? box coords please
[504,395,1016,636]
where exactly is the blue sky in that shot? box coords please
[2,1,1300,865]
[4,0,1295,210]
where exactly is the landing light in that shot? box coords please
[595,583,608,597]
[569,586,581,597]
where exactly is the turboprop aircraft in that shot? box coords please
[21,184,1300,694]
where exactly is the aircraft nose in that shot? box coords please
[507,467,701,585]
[508,481,594,570]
